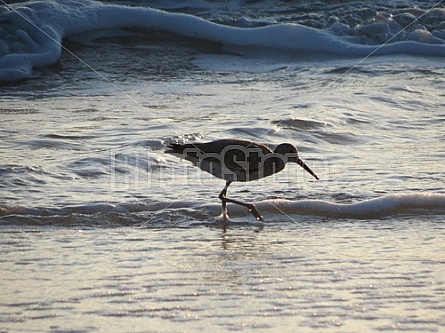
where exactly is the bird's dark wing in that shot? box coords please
[166,139,273,171]
[204,139,272,172]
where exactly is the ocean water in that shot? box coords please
[1,0,445,332]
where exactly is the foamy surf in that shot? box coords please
[1,193,444,227]
[248,193,445,219]
[1,0,445,82]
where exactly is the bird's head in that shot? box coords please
[274,143,319,180]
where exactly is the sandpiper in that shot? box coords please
[166,138,319,221]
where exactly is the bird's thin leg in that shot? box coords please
[224,197,264,222]
[218,181,263,222]
[218,181,231,220]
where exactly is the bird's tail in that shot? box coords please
[165,143,184,154]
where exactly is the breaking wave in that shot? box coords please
[1,193,444,227]
[1,0,445,82]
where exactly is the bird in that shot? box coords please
[165,138,319,222]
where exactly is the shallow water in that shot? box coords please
[1,222,444,333]
[1,0,445,332]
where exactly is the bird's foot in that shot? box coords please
[217,209,229,232]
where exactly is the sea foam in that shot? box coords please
[1,193,444,226]
[1,0,445,82]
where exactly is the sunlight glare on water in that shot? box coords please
[1,224,444,333]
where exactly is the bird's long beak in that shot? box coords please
[297,158,319,180]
